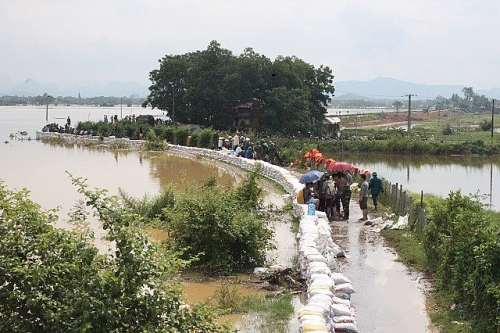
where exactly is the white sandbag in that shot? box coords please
[298,304,329,317]
[306,254,328,264]
[334,282,356,294]
[392,213,409,229]
[307,265,330,275]
[308,293,334,305]
[333,315,356,324]
[309,273,331,281]
[332,272,352,284]
[331,296,351,306]
[299,314,327,325]
[308,288,335,298]
[300,321,329,332]
[331,303,352,317]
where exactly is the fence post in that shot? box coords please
[399,184,404,215]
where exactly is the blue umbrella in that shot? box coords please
[299,170,324,184]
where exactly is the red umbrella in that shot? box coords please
[327,161,353,172]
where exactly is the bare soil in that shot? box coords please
[342,109,453,129]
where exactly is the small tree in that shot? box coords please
[479,120,492,131]
[392,101,403,114]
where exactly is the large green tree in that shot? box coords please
[143,41,335,135]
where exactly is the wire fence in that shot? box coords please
[379,180,427,237]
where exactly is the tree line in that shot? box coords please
[142,40,335,135]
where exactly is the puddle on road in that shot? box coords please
[331,208,434,333]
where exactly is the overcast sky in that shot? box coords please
[1,0,499,90]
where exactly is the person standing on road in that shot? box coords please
[340,175,352,220]
[368,172,384,211]
[316,173,327,212]
[358,174,369,221]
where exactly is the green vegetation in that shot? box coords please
[0,177,234,332]
[382,190,500,333]
[121,170,275,276]
[144,40,334,135]
[109,141,130,150]
[214,283,294,333]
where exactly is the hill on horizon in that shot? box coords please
[332,77,500,101]
[2,75,500,101]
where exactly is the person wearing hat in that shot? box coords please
[233,131,240,150]
[368,172,384,211]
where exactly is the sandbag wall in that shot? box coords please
[35,136,358,333]
[296,208,358,333]
[36,132,146,149]
[168,146,359,333]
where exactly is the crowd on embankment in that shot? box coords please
[36,131,358,332]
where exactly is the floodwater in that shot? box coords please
[1,104,479,332]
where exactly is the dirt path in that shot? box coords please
[342,109,452,129]
[329,201,435,332]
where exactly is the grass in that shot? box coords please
[378,198,476,332]
[381,229,427,272]
[214,283,294,333]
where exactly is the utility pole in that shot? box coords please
[492,99,495,139]
[405,94,416,132]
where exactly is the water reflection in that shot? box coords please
[343,153,500,211]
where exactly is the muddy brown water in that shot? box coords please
[1,136,432,332]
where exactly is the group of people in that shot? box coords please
[214,131,282,165]
[303,171,353,221]
[303,170,384,222]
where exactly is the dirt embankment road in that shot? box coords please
[342,109,452,129]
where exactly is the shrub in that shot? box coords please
[424,191,500,332]
[174,126,190,146]
[163,173,274,275]
[442,123,453,135]
[0,179,233,332]
[198,127,215,149]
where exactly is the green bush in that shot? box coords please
[188,132,199,147]
[0,179,233,332]
[174,126,190,146]
[163,173,274,275]
[198,127,215,149]
[424,191,500,332]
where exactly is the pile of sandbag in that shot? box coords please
[165,145,359,332]
[296,207,358,333]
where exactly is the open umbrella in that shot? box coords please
[327,161,353,172]
[299,170,324,184]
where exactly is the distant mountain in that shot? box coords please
[333,77,500,101]
[2,75,499,101]
[0,77,149,98]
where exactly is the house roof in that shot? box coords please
[323,116,341,124]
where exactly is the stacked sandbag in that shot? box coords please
[40,139,360,333]
[296,209,358,333]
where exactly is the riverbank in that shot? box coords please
[36,131,435,332]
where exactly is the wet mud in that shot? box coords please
[330,201,434,332]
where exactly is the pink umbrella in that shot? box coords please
[327,161,352,172]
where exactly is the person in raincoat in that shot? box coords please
[368,172,384,211]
